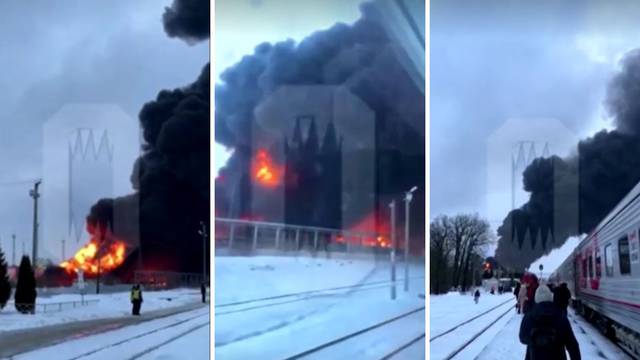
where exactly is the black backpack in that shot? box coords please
[529,314,559,357]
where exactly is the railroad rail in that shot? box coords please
[430,298,513,341]
[282,306,425,359]
[65,308,209,360]
[216,276,425,309]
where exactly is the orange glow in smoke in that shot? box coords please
[60,239,126,275]
[253,150,281,187]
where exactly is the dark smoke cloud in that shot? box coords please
[86,2,210,273]
[163,0,210,43]
[89,64,210,272]
[214,3,425,240]
[496,50,640,270]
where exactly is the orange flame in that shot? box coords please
[253,150,281,187]
[60,239,126,274]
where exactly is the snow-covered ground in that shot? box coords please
[430,291,514,337]
[215,255,425,360]
[215,255,380,304]
[430,291,631,359]
[14,307,210,360]
[0,288,201,332]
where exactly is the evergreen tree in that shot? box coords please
[14,255,36,314]
[0,247,10,310]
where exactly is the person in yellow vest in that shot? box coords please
[131,284,143,315]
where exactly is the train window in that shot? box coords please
[595,250,602,277]
[605,244,614,276]
[619,237,631,275]
[588,254,594,278]
[582,258,587,278]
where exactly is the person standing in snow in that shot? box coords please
[518,284,528,314]
[131,284,143,316]
[201,282,207,303]
[474,289,480,304]
[519,285,581,360]
[514,282,522,311]
[553,283,571,317]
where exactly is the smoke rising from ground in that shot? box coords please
[496,50,640,270]
[87,1,210,273]
[215,3,425,239]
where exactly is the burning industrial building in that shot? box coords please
[215,2,425,252]
[61,0,210,279]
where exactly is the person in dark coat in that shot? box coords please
[553,283,571,317]
[200,282,207,303]
[474,289,480,304]
[130,284,143,316]
[520,285,581,360]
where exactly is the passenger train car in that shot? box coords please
[551,180,640,356]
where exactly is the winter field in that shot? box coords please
[215,255,426,359]
[0,288,202,331]
[430,290,631,359]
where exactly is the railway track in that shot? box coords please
[431,299,515,360]
[216,276,425,308]
[62,308,210,360]
[430,298,513,341]
[216,277,425,316]
[281,306,425,359]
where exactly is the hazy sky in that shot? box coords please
[431,0,640,235]
[0,0,208,263]
[213,0,364,175]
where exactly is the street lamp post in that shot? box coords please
[12,234,15,266]
[29,180,42,266]
[403,186,418,292]
[389,200,396,300]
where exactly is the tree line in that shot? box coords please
[430,214,493,294]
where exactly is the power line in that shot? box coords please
[0,179,39,187]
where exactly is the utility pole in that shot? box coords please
[403,186,417,292]
[12,234,16,266]
[61,238,66,262]
[96,243,101,294]
[198,221,208,283]
[29,180,42,266]
[389,200,396,300]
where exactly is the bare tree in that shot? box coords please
[430,214,493,293]
[430,215,452,294]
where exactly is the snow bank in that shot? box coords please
[215,255,379,304]
[529,235,585,278]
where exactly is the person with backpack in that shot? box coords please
[474,289,481,304]
[519,285,581,360]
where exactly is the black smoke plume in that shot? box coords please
[495,49,640,269]
[215,3,425,245]
[86,3,210,274]
[163,0,210,43]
